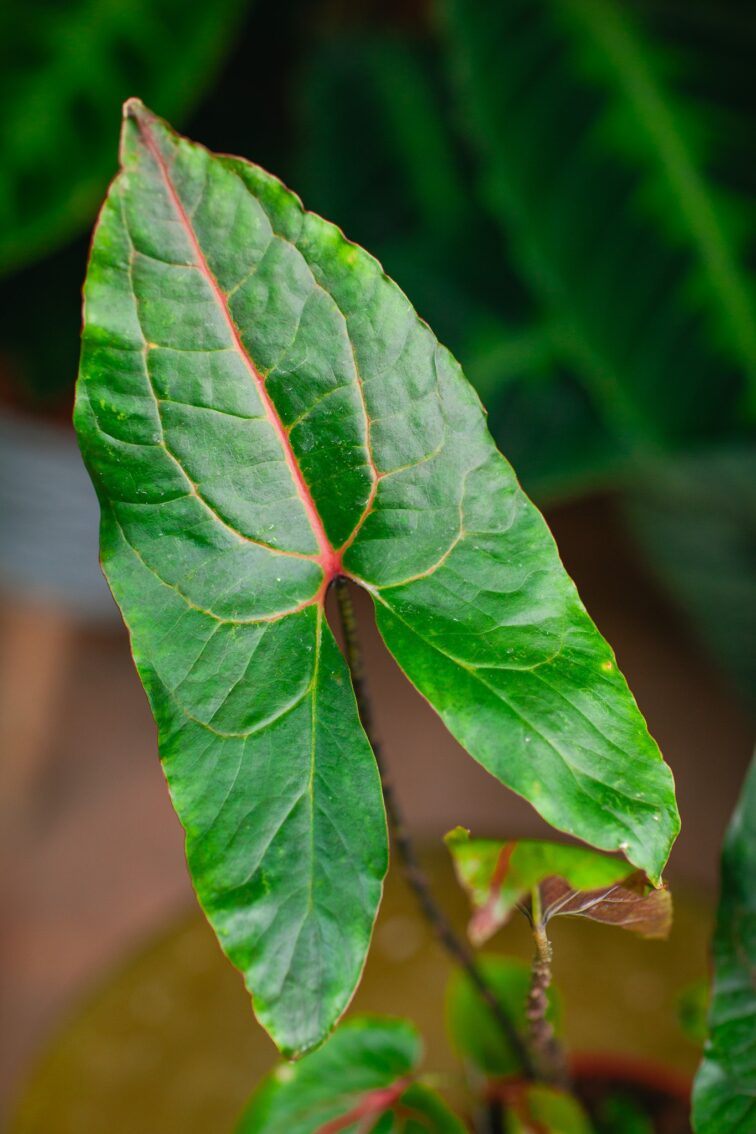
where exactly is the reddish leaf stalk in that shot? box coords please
[333,578,535,1080]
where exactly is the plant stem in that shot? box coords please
[333,578,535,1079]
[526,887,570,1087]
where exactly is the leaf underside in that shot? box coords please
[75,100,678,1054]
[446,830,671,946]
[692,757,756,1134]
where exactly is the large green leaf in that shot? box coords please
[692,756,756,1133]
[446,829,671,945]
[235,1016,465,1134]
[75,102,678,1053]
[0,0,248,274]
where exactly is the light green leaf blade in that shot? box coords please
[692,755,756,1134]
[446,830,671,944]
[75,102,677,1051]
[235,1016,465,1134]
[0,0,248,273]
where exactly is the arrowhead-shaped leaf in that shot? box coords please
[235,1016,465,1134]
[75,102,677,1054]
[447,829,671,945]
[692,756,756,1134]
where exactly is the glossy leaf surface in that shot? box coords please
[692,756,756,1134]
[235,1017,465,1134]
[75,102,677,1053]
[447,829,671,945]
[446,956,560,1079]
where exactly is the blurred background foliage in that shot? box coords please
[1,0,753,708]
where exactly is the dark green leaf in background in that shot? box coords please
[692,756,756,1134]
[624,445,756,712]
[0,0,249,275]
[440,0,756,441]
[75,102,678,1054]
[235,1016,465,1134]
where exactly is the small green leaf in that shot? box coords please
[446,829,671,945]
[692,755,756,1134]
[446,955,560,1079]
[75,102,677,1054]
[503,1083,594,1134]
[235,1016,465,1134]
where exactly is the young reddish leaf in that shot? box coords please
[235,1017,465,1134]
[446,829,671,945]
[75,102,677,1054]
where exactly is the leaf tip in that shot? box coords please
[444,825,470,850]
[122,96,149,124]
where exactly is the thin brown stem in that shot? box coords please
[333,577,535,1079]
[526,888,571,1088]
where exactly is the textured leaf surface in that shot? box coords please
[0,0,247,273]
[447,829,671,945]
[75,102,677,1051]
[446,956,560,1078]
[235,1017,465,1134]
[692,756,756,1134]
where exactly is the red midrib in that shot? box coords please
[315,1079,410,1134]
[471,840,516,941]
[133,109,342,584]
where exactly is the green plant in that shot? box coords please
[73,102,751,1132]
